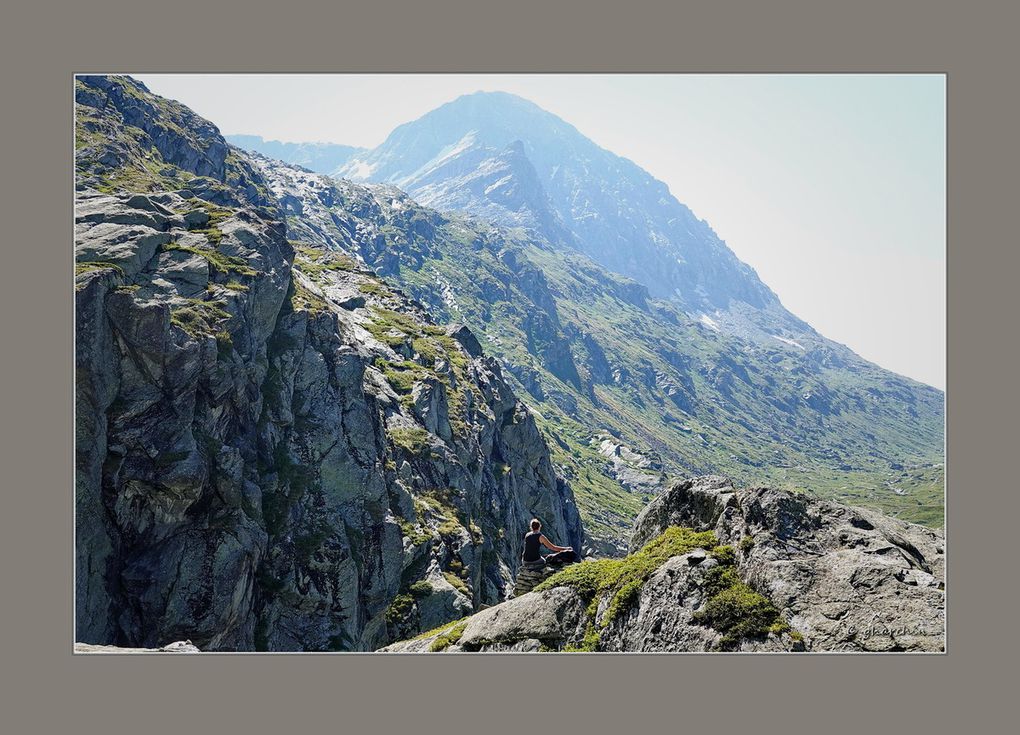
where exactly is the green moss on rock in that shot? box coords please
[385,594,415,627]
[170,298,231,337]
[75,260,125,278]
[428,620,468,652]
[388,427,432,455]
[443,571,470,597]
[711,545,736,566]
[536,527,718,649]
[164,242,256,276]
[409,580,434,599]
[693,558,789,649]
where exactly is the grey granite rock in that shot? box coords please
[74,78,583,652]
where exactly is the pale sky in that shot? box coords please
[135,74,946,389]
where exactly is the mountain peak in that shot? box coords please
[439,89,557,117]
[337,91,787,322]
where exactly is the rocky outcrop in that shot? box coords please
[385,476,944,652]
[511,563,557,597]
[632,476,945,652]
[75,75,583,652]
[75,640,200,654]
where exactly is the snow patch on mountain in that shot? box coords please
[773,335,806,350]
[699,314,721,332]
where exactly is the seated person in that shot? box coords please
[521,518,577,567]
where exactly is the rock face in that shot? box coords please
[75,75,583,652]
[385,476,944,652]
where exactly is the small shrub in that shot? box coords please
[693,583,786,647]
[409,580,434,599]
[385,594,415,627]
[711,545,736,566]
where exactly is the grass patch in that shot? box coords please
[170,298,231,338]
[289,279,328,313]
[384,368,418,394]
[75,260,124,277]
[711,545,736,566]
[537,526,790,651]
[293,244,361,279]
[443,571,470,597]
[374,358,430,395]
[215,330,233,358]
[412,617,467,641]
[164,243,256,276]
[536,527,717,651]
[191,226,224,245]
[388,427,432,456]
[438,518,464,540]
[358,280,389,296]
[396,515,433,546]
[365,307,444,350]
[429,620,468,652]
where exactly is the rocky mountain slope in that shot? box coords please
[247,154,945,554]
[385,476,945,652]
[335,91,809,341]
[75,75,582,651]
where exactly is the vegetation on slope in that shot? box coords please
[252,147,946,552]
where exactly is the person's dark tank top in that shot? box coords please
[522,531,542,562]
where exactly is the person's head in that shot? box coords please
[530,518,541,532]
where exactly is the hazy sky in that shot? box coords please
[135,74,946,389]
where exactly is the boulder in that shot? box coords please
[445,323,483,358]
[631,477,946,652]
